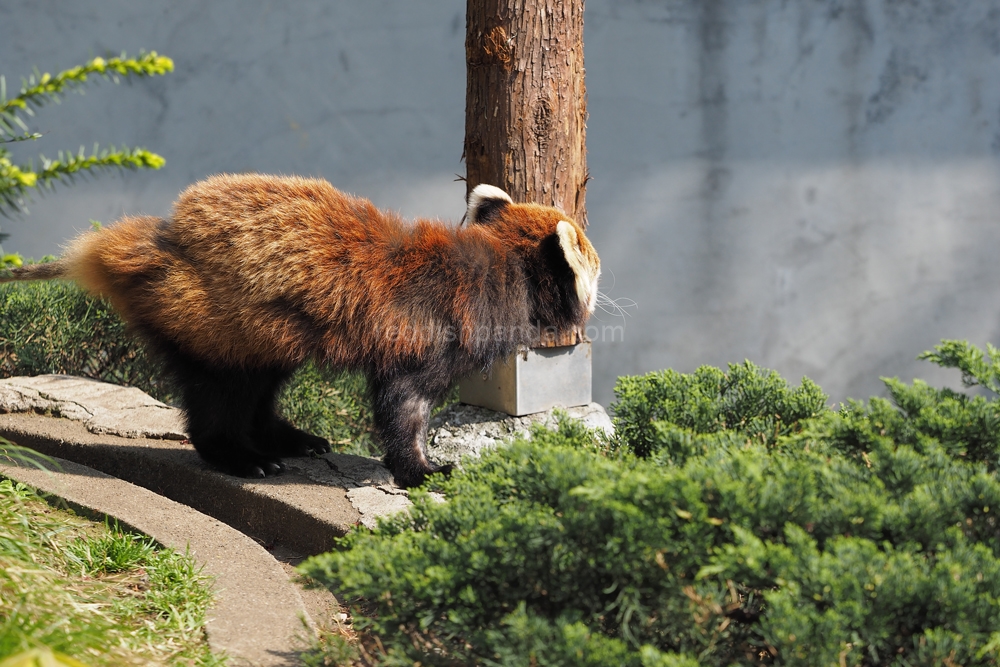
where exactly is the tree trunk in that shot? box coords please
[464,0,588,229]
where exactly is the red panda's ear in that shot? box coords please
[557,220,596,308]
[467,184,513,224]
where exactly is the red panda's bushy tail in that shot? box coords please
[0,260,70,283]
[0,215,162,295]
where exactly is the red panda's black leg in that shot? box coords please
[183,368,290,477]
[252,378,332,459]
[159,347,290,477]
[370,374,453,488]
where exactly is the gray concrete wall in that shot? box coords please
[3,1,1000,406]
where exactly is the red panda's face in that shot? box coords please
[467,184,601,325]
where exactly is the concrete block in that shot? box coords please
[458,342,592,416]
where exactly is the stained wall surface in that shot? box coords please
[3,1,999,405]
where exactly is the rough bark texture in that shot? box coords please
[464,0,588,229]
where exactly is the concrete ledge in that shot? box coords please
[0,375,614,665]
[0,375,613,552]
[0,412,404,554]
[0,455,312,667]
[0,374,187,439]
[427,401,614,465]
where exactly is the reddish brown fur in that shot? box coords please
[13,174,600,486]
[66,174,589,371]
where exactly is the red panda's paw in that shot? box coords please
[231,457,286,479]
[432,462,455,477]
[189,433,288,478]
[246,460,286,478]
[387,460,454,489]
[204,457,286,479]
[262,420,332,458]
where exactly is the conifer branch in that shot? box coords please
[1,145,166,214]
[919,339,1000,394]
[0,52,174,141]
[0,51,173,262]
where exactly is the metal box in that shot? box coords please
[458,342,592,416]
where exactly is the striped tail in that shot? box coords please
[0,260,69,283]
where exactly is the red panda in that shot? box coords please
[1,174,601,488]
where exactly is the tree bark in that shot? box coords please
[464,0,588,229]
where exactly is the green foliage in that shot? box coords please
[482,604,699,667]
[920,339,1000,395]
[0,52,173,130]
[302,345,1000,666]
[278,361,377,457]
[611,361,827,462]
[0,280,376,453]
[814,378,1000,475]
[62,527,159,576]
[0,279,166,396]
[0,52,172,263]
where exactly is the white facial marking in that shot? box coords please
[467,184,513,222]
[588,270,601,314]
[556,220,599,313]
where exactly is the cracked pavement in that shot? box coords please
[0,374,186,439]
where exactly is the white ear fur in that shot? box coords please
[467,184,513,222]
[556,220,593,307]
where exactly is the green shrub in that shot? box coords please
[301,347,1000,666]
[920,339,1000,395]
[612,362,827,462]
[0,280,375,454]
[0,279,165,395]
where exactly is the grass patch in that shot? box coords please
[278,363,376,458]
[0,477,225,666]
